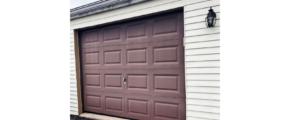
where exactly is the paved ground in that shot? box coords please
[78,113,130,120]
[70,115,96,120]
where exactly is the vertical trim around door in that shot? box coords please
[74,30,83,115]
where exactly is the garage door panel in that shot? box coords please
[105,96,123,112]
[150,69,185,98]
[80,10,184,120]
[82,72,102,91]
[82,47,117,67]
[104,74,123,89]
[83,70,123,93]
[126,46,150,66]
[126,95,153,119]
[85,74,101,86]
[82,69,185,98]
[81,41,183,70]
[87,95,102,108]
[127,48,148,64]
[153,12,180,35]
[81,48,102,70]
[81,37,184,50]
[154,46,178,63]
[83,29,100,43]
[83,91,104,112]
[82,45,123,67]
[153,100,186,120]
[151,13,183,42]
[125,20,149,40]
[104,50,122,65]
[82,24,124,48]
[104,93,127,114]
[81,29,101,48]
[85,94,172,120]
[127,74,148,90]
[128,99,150,116]
[81,13,183,49]
[82,52,100,70]
[151,40,184,66]
[84,92,127,115]
[103,26,122,42]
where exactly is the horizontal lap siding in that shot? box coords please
[69,32,78,115]
[185,0,220,120]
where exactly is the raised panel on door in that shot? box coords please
[151,40,184,68]
[152,96,186,120]
[150,12,184,42]
[81,49,101,70]
[124,19,152,44]
[81,29,102,49]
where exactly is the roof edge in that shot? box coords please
[70,0,150,20]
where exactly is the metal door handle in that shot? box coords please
[123,77,126,84]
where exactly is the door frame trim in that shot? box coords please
[73,30,83,115]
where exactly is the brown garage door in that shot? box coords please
[79,10,185,120]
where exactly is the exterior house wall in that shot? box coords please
[184,0,220,119]
[70,0,220,119]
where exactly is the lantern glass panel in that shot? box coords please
[207,18,213,26]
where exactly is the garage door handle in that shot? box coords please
[123,77,126,82]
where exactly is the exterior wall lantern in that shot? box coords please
[205,7,217,27]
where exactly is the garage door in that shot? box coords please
[79,10,185,120]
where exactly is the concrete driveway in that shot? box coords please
[78,113,130,120]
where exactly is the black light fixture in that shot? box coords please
[205,7,217,27]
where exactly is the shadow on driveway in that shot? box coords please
[68,115,96,120]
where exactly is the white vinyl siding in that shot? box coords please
[185,0,220,120]
[70,0,220,119]
[70,30,78,115]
